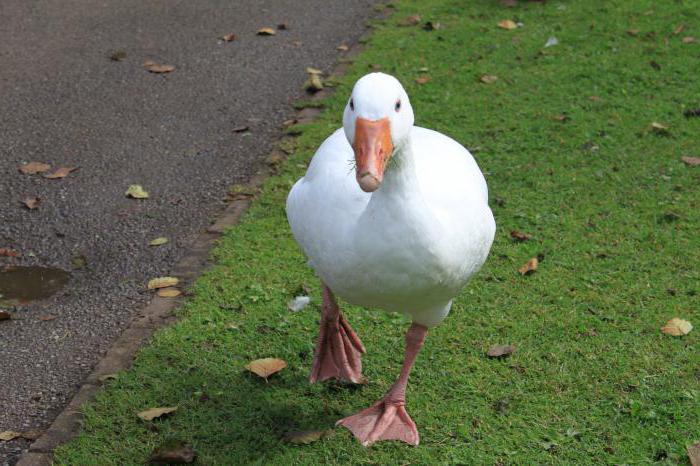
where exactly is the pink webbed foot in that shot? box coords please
[310,286,366,384]
[337,398,419,446]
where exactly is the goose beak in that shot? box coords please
[353,117,393,192]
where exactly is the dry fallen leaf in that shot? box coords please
[304,73,323,92]
[232,125,249,133]
[149,439,195,464]
[480,75,498,84]
[0,311,11,321]
[245,358,287,380]
[626,29,639,36]
[137,406,178,421]
[673,24,685,35]
[510,230,531,242]
[149,237,169,246]
[681,156,700,166]
[126,184,149,199]
[682,36,696,44]
[589,95,601,101]
[23,197,41,210]
[306,67,323,75]
[0,248,19,257]
[519,257,538,275]
[38,315,57,321]
[553,114,569,122]
[44,166,78,179]
[221,33,236,42]
[148,277,179,290]
[415,76,430,85]
[498,19,517,30]
[487,344,516,358]
[423,21,442,31]
[20,431,42,441]
[283,430,330,444]
[398,15,421,26]
[157,287,181,298]
[257,27,276,36]
[687,442,700,466]
[336,44,349,51]
[650,121,669,133]
[19,162,51,175]
[661,318,693,336]
[143,60,175,73]
[0,431,22,441]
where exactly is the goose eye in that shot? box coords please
[349,99,354,111]
[395,99,401,112]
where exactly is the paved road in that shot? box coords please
[0,0,376,462]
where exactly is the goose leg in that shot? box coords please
[337,323,427,446]
[310,283,366,384]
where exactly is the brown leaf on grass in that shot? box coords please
[589,95,601,101]
[626,29,639,36]
[480,75,498,84]
[0,431,22,441]
[673,24,685,35]
[681,156,700,166]
[19,162,51,175]
[336,44,349,51]
[44,166,78,179]
[148,277,179,290]
[423,21,442,31]
[23,197,41,210]
[245,358,287,380]
[415,76,431,85]
[0,311,11,321]
[256,27,276,36]
[682,36,696,44]
[144,61,175,73]
[498,19,517,30]
[661,318,693,336]
[518,257,538,275]
[157,287,181,298]
[553,114,569,122]
[0,248,19,257]
[398,15,421,26]
[510,230,531,242]
[650,121,669,133]
[282,430,330,444]
[687,442,700,466]
[137,406,178,421]
[149,440,195,464]
[221,33,236,42]
[487,344,516,358]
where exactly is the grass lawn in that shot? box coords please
[55,0,699,464]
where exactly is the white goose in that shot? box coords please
[286,72,495,446]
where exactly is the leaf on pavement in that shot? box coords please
[19,162,51,175]
[149,237,169,246]
[487,344,516,358]
[23,197,41,210]
[143,60,175,73]
[0,311,11,321]
[0,431,22,441]
[157,287,181,298]
[221,33,236,42]
[304,73,323,92]
[245,358,287,380]
[336,44,349,51]
[510,230,531,242]
[20,431,42,440]
[480,75,498,84]
[38,314,57,321]
[137,406,178,421]
[126,184,149,199]
[661,318,693,336]
[498,19,517,30]
[282,430,330,444]
[519,257,538,275]
[44,166,78,179]
[687,442,700,466]
[256,27,276,36]
[0,248,19,257]
[398,15,421,27]
[149,439,195,464]
[148,277,179,290]
[681,156,700,166]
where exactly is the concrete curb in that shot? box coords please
[15,8,389,464]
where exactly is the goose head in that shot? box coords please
[343,73,414,192]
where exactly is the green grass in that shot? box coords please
[55,0,699,464]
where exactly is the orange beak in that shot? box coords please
[353,117,393,192]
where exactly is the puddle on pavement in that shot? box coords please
[0,266,71,303]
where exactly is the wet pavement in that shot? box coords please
[0,0,376,463]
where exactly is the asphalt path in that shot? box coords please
[0,1,376,463]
